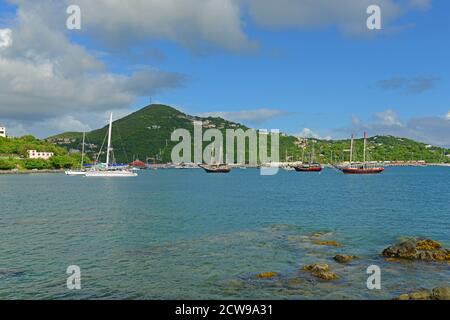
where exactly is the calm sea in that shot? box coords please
[0,167,449,299]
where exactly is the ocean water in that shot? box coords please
[0,167,449,300]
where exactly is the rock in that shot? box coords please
[256,272,277,279]
[302,263,339,281]
[333,254,354,263]
[394,287,450,300]
[432,287,450,300]
[416,239,441,250]
[313,240,341,247]
[286,278,302,286]
[382,238,450,262]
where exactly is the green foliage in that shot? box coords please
[23,159,52,170]
[0,136,86,170]
[47,104,450,164]
[0,158,17,170]
[50,155,77,169]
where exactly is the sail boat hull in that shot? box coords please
[294,165,322,172]
[65,170,86,176]
[199,164,231,173]
[342,167,384,174]
[85,170,137,177]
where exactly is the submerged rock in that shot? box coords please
[382,238,450,262]
[333,254,355,263]
[395,287,450,300]
[313,240,341,247]
[256,272,277,279]
[302,263,339,281]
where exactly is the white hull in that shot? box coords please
[65,170,86,176]
[85,170,137,177]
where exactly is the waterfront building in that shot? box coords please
[0,124,6,138]
[27,150,54,160]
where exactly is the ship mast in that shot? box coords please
[106,113,113,169]
[350,133,354,164]
[80,132,85,169]
[363,132,367,164]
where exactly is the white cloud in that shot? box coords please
[297,128,331,140]
[374,109,403,126]
[342,109,450,147]
[0,28,12,49]
[0,1,185,126]
[199,108,289,124]
[70,0,256,54]
[445,111,450,120]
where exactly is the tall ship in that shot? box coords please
[199,145,231,173]
[340,132,384,174]
[294,141,322,172]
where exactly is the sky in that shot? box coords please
[0,0,449,146]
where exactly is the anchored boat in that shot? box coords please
[85,113,137,178]
[340,132,384,175]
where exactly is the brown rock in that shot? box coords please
[313,240,341,247]
[382,238,450,262]
[432,287,450,300]
[394,287,450,300]
[333,254,354,263]
[256,272,277,279]
[302,263,339,281]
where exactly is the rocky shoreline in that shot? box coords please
[248,234,449,300]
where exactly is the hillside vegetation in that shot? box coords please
[48,104,450,164]
[0,135,84,170]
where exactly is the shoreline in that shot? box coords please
[0,169,65,175]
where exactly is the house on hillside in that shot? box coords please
[0,123,6,138]
[27,150,54,160]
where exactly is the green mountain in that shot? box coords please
[47,104,450,164]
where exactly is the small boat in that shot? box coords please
[85,113,137,178]
[340,132,384,175]
[294,163,322,172]
[65,132,87,176]
[199,145,231,173]
[199,164,231,173]
[295,142,322,172]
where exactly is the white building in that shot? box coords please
[27,150,54,160]
[0,124,5,138]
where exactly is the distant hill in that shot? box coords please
[47,104,450,164]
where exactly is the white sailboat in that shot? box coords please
[65,132,87,176]
[85,113,137,178]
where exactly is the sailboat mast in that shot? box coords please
[350,133,354,163]
[106,113,113,169]
[80,132,85,169]
[363,132,367,163]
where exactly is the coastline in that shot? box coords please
[0,169,65,175]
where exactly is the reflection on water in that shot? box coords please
[0,167,449,299]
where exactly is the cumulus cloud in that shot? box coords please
[69,0,256,54]
[0,28,12,49]
[199,108,289,124]
[374,76,440,94]
[342,109,450,147]
[0,1,185,131]
[296,128,332,140]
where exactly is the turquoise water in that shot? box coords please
[0,167,449,299]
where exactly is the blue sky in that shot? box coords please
[0,0,449,145]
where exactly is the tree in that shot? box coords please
[50,155,76,169]
[24,159,52,170]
